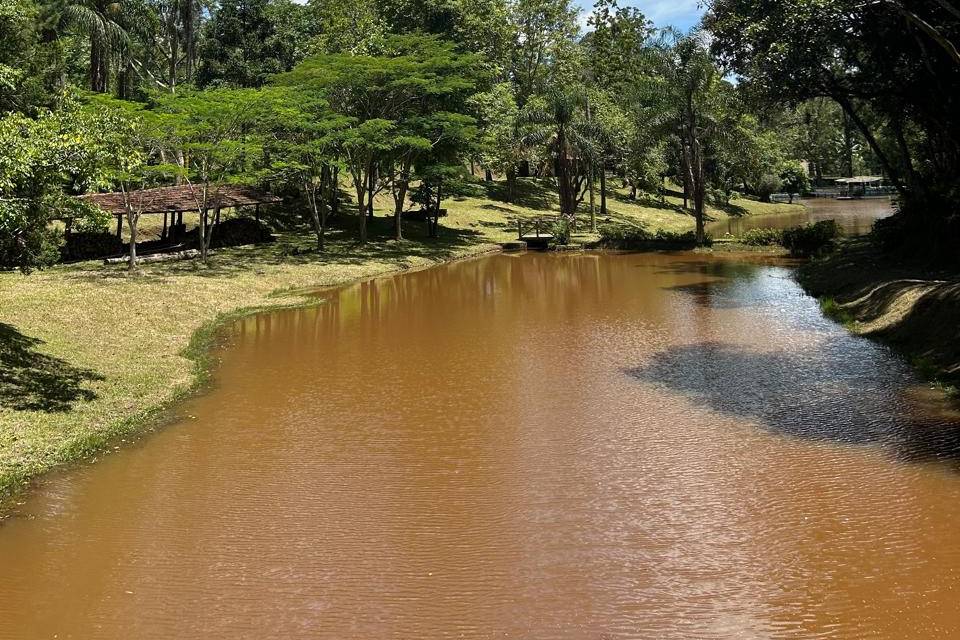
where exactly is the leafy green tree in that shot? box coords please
[509,0,580,106]
[469,83,524,200]
[379,0,512,75]
[645,31,730,245]
[262,88,346,251]
[89,96,179,270]
[0,0,43,110]
[63,0,128,92]
[585,0,652,93]
[778,160,811,202]
[198,0,309,87]
[304,0,384,55]
[152,88,263,262]
[707,0,960,254]
[0,97,117,272]
[276,34,481,243]
[522,85,599,219]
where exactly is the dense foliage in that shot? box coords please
[707,0,960,261]
[2,0,952,270]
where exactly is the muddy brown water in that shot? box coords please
[3,251,960,639]
[708,197,895,237]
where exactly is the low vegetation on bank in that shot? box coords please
[799,238,960,392]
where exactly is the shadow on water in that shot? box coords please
[0,323,103,412]
[627,341,960,468]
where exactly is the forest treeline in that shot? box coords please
[0,0,956,271]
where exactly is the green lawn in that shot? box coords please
[0,177,800,500]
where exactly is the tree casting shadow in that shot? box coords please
[0,323,103,412]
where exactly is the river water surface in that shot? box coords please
[2,251,960,639]
[708,197,894,236]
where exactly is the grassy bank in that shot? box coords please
[799,238,960,391]
[0,178,799,500]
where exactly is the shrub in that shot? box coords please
[74,205,112,233]
[739,227,784,246]
[654,229,708,245]
[782,220,842,257]
[598,224,709,248]
[707,187,735,206]
[598,223,652,246]
[756,174,782,202]
[550,216,572,245]
[60,231,124,262]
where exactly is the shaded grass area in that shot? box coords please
[0,176,800,501]
[799,238,960,391]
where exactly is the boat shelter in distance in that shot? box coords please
[835,176,887,199]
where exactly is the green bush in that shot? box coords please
[756,174,782,202]
[550,216,572,245]
[598,224,709,248]
[782,220,842,257]
[74,205,112,233]
[598,223,652,246]
[739,227,784,246]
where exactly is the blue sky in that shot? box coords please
[576,0,705,32]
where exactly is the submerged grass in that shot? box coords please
[818,297,858,329]
[0,177,800,500]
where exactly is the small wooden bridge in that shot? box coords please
[516,216,555,249]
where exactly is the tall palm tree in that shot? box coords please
[63,0,128,92]
[522,85,600,219]
[645,30,726,245]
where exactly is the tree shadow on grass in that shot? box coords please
[65,215,492,283]
[0,323,103,412]
[627,341,960,468]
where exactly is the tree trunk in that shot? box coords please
[841,109,855,177]
[326,165,339,216]
[366,166,376,219]
[127,212,138,272]
[506,168,516,202]
[199,209,208,262]
[184,0,196,82]
[356,182,367,244]
[588,165,596,232]
[484,168,493,182]
[835,94,908,196]
[393,176,408,241]
[168,10,179,91]
[90,37,100,92]
[306,185,324,251]
[599,163,607,216]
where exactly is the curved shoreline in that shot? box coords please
[798,239,960,394]
[0,242,502,509]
